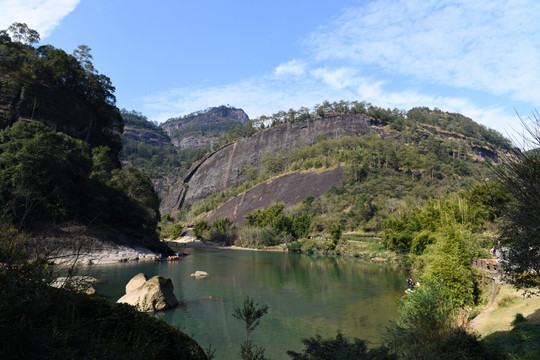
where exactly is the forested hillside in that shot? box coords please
[0,24,160,238]
[156,102,512,235]
[0,23,208,360]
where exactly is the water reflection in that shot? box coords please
[94,248,405,359]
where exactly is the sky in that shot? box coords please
[1,0,539,141]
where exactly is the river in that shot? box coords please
[93,248,405,359]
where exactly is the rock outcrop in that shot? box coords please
[160,107,249,150]
[205,167,346,225]
[51,276,100,295]
[117,274,179,312]
[123,124,171,147]
[160,114,373,214]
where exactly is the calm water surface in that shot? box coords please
[93,248,405,359]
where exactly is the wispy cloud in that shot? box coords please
[275,59,306,77]
[307,0,540,104]
[141,63,514,138]
[0,0,80,38]
[140,0,532,139]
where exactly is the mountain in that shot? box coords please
[122,109,171,147]
[157,103,513,233]
[161,106,249,149]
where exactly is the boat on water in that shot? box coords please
[158,251,190,261]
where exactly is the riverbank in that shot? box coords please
[469,283,540,336]
[468,282,540,357]
[165,236,286,252]
[166,236,396,262]
[26,222,166,265]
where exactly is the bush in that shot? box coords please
[193,220,210,240]
[287,332,395,360]
[384,281,487,359]
[170,223,184,240]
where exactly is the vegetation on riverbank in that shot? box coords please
[0,224,208,360]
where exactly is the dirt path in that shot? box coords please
[469,283,540,337]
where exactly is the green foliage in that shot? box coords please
[418,225,480,305]
[233,296,269,360]
[207,217,236,245]
[170,223,184,240]
[287,332,395,360]
[7,22,40,45]
[385,281,485,359]
[0,121,91,222]
[105,167,161,232]
[482,321,540,359]
[0,270,207,359]
[192,220,210,240]
[261,152,284,174]
[511,313,526,326]
[0,24,124,163]
[328,223,343,244]
[493,115,540,290]
[235,226,280,248]
[243,203,309,243]
[0,121,159,235]
[191,217,237,244]
[383,195,486,254]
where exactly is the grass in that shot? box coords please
[471,284,540,337]
[470,283,540,359]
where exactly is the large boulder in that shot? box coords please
[125,273,148,293]
[117,274,179,312]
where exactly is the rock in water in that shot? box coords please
[190,270,208,278]
[117,274,179,312]
[125,272,148,293]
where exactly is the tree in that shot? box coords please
[328,223,342,244]
[385,281,467,359]
[233,296,269,360]
[287,332,394,360]
[7,22,40,45]
[73,44,95,73]
[494,113,540,291]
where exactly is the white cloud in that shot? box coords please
[138,0,529,141]
[141,63,518,142]
[311,67,358,89]
[0,0,80,39]
[307,0,540,104]
[275,59,306,77]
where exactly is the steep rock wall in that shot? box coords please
[204,167,346,225]
[160,114,373,213]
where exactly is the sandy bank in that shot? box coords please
[165,236,286,252]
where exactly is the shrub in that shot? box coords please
[170,223,183,240]
[193,220,210,240]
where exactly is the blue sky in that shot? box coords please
[2,0,539,140]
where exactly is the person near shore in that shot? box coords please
[407,278,415,291]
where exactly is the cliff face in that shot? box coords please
[160,107,249,135]
[204,167,346,225]
[160,107,249,150]
[123,124,171,147]
[160,114,373,213]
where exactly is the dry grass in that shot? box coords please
[470,283,540,337]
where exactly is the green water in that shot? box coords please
[93,248,405,359]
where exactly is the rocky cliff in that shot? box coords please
[160,106,249,150]
[123,124,171,147]
[160,114,374,214]
[204,167,347,225]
